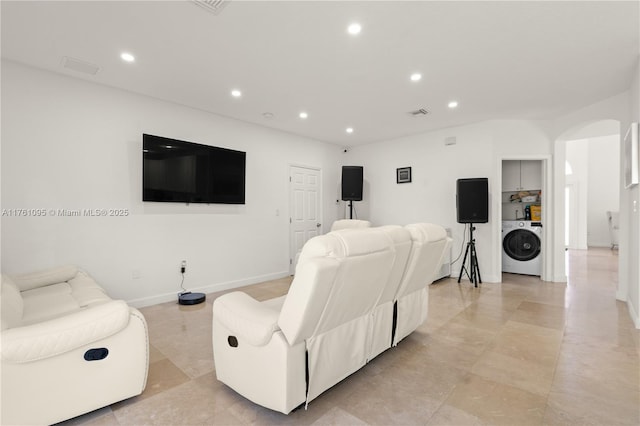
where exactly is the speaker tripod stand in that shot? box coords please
[458,224,482,288]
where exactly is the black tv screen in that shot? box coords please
[143,134,246,204]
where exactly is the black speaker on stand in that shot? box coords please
[341,166,363,219]
[456,178,488,288]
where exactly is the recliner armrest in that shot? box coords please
[213,292,280,346]
[1,300,130,363]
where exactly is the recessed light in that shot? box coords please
[120,52,135,63]
[299,112,308,119]
[347,23,362,35]
[346,127,354,134]
[448,101,458,109]
[231,89,242,98]
[410,73,422,82]
[262,112,274,119]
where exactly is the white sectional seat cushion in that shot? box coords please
[212,222,450,414]
[1,266,149,425]
[19,270,111,326]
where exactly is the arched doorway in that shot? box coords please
[553,119,622,283]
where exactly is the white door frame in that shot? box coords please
[565,182,579,249]
[496,156,552,282]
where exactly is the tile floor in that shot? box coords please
[60,248,639,425]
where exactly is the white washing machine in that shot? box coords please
[502,220,542,276]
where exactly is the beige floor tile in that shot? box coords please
[542,403,601,426]
[555,333,639,390]
[337,380,443,425]
[418,333,485,371]
[112,372,243,425]
[310,407,367,425]
[510,300,566,330]
[142,302,215,379]
[565,311,638,347]
[547,369,640,425]
[447,302,514,333]
[445,373,547,425]
[471,350,555,396]
[137,358,191,401]
[475,290,526,312]
[54,407,116,426]
[147,344,166,364]
[426,404,485,426]
[524,283,569,308]
[382,345,469,402]
[430,317,499,355]
[488,320,563,368]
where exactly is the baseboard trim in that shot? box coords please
[127,270,291,308]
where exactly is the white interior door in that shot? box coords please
[289,166,322,274]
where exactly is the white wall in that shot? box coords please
[587,134,620,247]
[1,61,342,306]
[346,120,553,283]
[626,58,640,328]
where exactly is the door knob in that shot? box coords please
[316,223,321,228]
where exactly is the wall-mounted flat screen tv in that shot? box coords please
[143,134,246,204]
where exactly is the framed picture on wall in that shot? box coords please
[397,167,412,183]
[624,122,638,188]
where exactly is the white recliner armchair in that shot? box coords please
[1,266,149,425]
[212,223,450,414]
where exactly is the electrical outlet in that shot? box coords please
[181,260,187,274]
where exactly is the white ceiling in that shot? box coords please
[2,1,638,146]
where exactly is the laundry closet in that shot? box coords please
[501,160,543,276]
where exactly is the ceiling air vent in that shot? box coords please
[61,56,100,75]
[409,108,429,116]
[192,0,230,15]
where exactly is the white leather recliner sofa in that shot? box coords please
[1,265,149,425]
[329,219,372,231]
[212,223,450,414]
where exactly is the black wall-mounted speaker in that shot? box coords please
[456,178,489,223]
[341,166,363,201]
